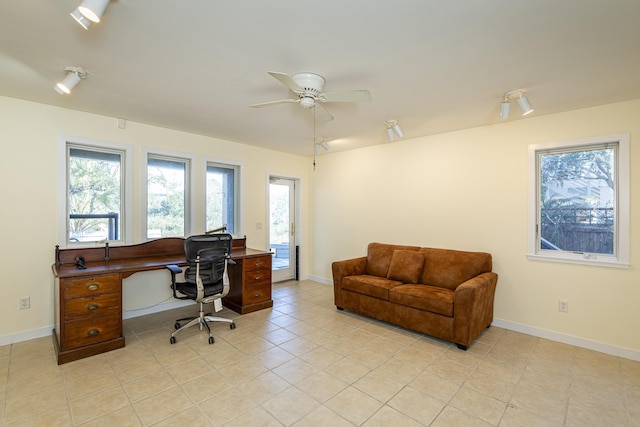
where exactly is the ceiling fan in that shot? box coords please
[250,71,372,122]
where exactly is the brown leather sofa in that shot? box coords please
[332,243,498,350]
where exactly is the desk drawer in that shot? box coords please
[63,314,121,349]
[242,268,270,287]
[243,256,271,272]
[243,283,271,305]
[64,293,120,321]
[63,275,120,299]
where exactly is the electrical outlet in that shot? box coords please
[19,296,30,310]
[559,299,569,313]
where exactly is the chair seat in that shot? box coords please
[175,282,224,300]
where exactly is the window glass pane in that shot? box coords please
[68,146,122,243]
[206,163,237,234]
[538,145,615,255]
[147,156,187,238]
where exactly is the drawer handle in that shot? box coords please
[87,304,99,311]
[87,283,100,291]
[86,328,100,337]
[254,292,262,298]
[254,276,261,281]
[255,262,262,267]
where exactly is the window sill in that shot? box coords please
[527,253,630,269]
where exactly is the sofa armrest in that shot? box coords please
[332,256,367,307]
[453,272,498,347]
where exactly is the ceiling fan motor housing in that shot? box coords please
[292,73,325,108]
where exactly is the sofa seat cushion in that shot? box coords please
[389,284,455,316]
[342,275,403,300]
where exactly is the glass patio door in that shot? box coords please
[269,177,295,282]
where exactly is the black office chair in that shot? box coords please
[166,233,236,344]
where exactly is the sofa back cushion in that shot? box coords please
[419,248,492,290]
[366,243,421,277]
[387,250,425,283]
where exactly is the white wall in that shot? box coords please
[310,99,640,358]
[0,96,311,342]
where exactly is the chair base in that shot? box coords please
[170,302,235,344]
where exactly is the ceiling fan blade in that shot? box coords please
[268,71,303,94]
[313,103,333,122]
[319,89,372,103]
[249,98,299,108]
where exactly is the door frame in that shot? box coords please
[267,174,301,282]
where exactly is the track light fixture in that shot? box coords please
[54,66,87,95]
[500,89,534,119]
[314,138,330,154]
[385,119,404,141]
[77,0,110,23]
[70,8,92,30]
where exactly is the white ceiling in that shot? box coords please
[1,1,639,156]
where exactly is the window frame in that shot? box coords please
[57,136,134,247]
[527,133,630,268]
[204,158,242,236]
[142,148,195,240]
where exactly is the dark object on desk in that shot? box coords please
[167,234,237,345]
[75,256,86,269]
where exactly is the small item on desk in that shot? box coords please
[75,256,86,269]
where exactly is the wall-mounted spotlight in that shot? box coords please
[385,119,404,141]
[500,89,534,119]
[70,8,92,30]
[77,0,110,23]
[314,138,330,154]
[54,66,87,95]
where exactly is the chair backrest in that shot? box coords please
[183,234,233,285]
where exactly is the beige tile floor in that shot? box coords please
[0,280,638,426]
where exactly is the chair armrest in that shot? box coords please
[453,272,498,346]
[166,264,182,275]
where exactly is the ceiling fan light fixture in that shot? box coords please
[54,66,87,95]
[70,8,92,29]
[78,0,110,23]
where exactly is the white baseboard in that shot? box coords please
[493,318,640,362]
[301,274,331,285]
[123,300,192,319]
[0,326,54,346]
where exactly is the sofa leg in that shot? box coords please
[336,306,344,311]
[456,343,468,351]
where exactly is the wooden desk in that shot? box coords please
[52,237,272,364]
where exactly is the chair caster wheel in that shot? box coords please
[174,322,181,330]
[208,336,215,344]
[230,323,236,330]
[170,336,176,344]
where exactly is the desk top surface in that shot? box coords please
[53,243,271,279]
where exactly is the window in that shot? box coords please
[59,138,133,246]
[206,162,240,234]
[146,154,191,239]
[528,133,630,267]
